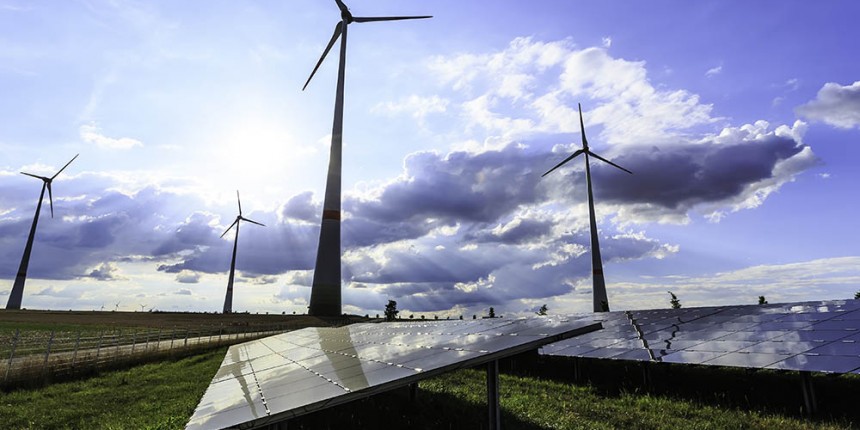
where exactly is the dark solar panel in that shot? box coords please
[188,317,601,429]
[540,300,860,374]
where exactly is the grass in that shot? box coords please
[0,347,226,430]
[1,347,857,429]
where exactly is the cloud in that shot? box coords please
[79,123,143,149]
[87,262,125,281]
[372,95,449,124]
[427,37,715,145]
[796,81,860,129]
[705,65,722,77]
[176,270,201,284]
[174,288,193,295]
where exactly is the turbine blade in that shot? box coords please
[353,16,432,23]
[303,21,343,91]
[334,0,350,15]
[577,103,588,149]
[221,219,239,238]
[52,154,79,180]
[588,151,633,174]
[541,149,584,177]
[47,183,54,218]
[241,217,266,227]
[21,172,49,181]
[237,190,242,216]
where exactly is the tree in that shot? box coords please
[384,300,398,321]
[758,296,768,305]
[488,307,496,318]
[668,291,681,309]
[537,304,548,316]
[855,291,860,300]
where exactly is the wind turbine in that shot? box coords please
[114,302,120,312]
[6,154,79,310]
[302,0,431,316]
[139,304,147,312]
[220,191,265,314]
[542,104,632,313]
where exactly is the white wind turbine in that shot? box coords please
[220,191,264,314]
[6,154,79,310]
[302,0,431,316]
[542,104,632,312]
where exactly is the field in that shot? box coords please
[0,310,363,389]
[2,311,859,429]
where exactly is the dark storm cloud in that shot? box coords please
[350,146,548,225]
[1,121,817,314]
[152,212,220,256]
[87,262,123,281]
[465,216,553,244]
[280,191,320,223]
[591,135,808,209]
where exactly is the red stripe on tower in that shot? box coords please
[322,210,341,221]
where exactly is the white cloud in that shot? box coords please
[601,37,612,48]
[176,270,201,284]
[80,123,143,149]
[705,65,722,77]
[372,95,448,124]
[796,81,860,129]
[428,38,716,145]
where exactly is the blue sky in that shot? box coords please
[1,0,859,316]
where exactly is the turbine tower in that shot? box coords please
[542,104,632,312]
[303,0,431,316]
[220,191,265,314]
[6,154,79,310]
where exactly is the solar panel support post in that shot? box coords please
[641,362,651,389]
[800,371,817,416]
[409,383,418,401]
[487,359,500,430]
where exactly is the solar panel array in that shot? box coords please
[541,300,860,374]
[187,317,601,429]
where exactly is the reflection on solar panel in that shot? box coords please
[541,300,860,374]
[188,317,601,429]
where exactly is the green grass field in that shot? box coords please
[1,347,855,430]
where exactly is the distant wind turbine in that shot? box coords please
[139,304,147,312]
[6,154,79,310]
[542,104,632,313]
[114,302,120,312]
[303,0,431,316]
[220,191,265,314]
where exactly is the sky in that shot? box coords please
[1,0,859,317]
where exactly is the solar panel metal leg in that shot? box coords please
[487,360,500,430]
[409,382,418,401]
[800,371,817,416]
[641,362,651,388]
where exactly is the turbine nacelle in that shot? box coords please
[220,191,265,238]
[542,105,632,177]
[302,0,432,91]
[19,154,78,218]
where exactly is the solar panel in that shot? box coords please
[188,317,602,429]
[540,299,860,374]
